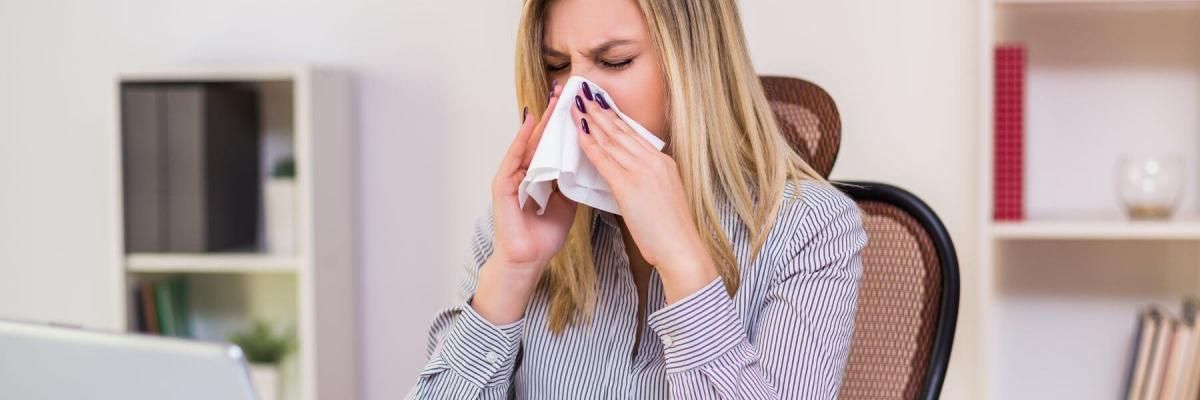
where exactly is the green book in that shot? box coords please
[152,277,192,337]
[154,280,176,336]
[169,278,191,337]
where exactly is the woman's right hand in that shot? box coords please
[490,82,577,273]
[473,82,576,324]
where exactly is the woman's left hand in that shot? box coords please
[569,91,718,301]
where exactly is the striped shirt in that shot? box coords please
[407,179,868,399]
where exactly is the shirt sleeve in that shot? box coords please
[406,207,525,400]
[647,190,868,399]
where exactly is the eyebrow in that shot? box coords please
[542,39,637,58]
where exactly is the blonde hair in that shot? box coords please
[514,0,827,333]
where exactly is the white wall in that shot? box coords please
[0,1,979,398]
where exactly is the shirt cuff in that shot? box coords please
[433,298,525,388]
[647,277,747,374]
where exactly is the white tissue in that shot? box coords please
[518,75,666,216]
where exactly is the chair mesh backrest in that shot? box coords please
[760,75,944,399]
[838,201,943,400]
[759,76,842,179]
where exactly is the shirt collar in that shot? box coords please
[592,207,619,230]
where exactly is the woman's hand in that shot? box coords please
[489,84,578,274]
[569,90,718,302]
[473,83,578,324]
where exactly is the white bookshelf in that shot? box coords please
[978,1,1200,398]
[110,65,355,400]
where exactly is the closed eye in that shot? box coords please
[601,58,633,70]
[544,57,634,72]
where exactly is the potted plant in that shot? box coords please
[228,320,294,400]
[264,156,296,253]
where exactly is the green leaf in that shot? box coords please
[227,319,294,364]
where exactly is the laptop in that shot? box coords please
[0,318,257,400]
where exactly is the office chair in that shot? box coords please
[760,75,960,400]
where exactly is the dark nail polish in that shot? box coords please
[522,106,529,122]
[582,118,590,134]
[596,93,611,110]
[582,82,594,101]
[575,95,586,113]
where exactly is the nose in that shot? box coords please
[564,68,589,81]
[564,57,603,80]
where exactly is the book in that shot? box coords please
[138,281,160,334]
[1179,298,1200,399]
[121,86,167,252]
[168,278,191,337]
[1128,308,1160,400]
[994,44,1025,221]
[1160,319,1191,399]
[132,285,147,332]
[151,277,191,337]
[154,279,176,336]
[1144,308,1174,400]
[163,85,260,252]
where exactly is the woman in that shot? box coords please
[408,0,867,398]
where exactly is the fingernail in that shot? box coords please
[582,82,594,101]
[575,95,586,113]
[522,106,529,122]
[581,118,590,134]
[596,93,611,110]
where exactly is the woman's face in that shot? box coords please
[542,0,669,142]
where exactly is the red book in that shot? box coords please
[139,281,160,334]
[994,44,1026,221]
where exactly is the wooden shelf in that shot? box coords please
[126,253,300,274]
[992,218,1200,240]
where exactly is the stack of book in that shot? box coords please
[1127,298,1200,400]
[132,277,191,337]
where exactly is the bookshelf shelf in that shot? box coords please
[111,65,355,400]
[126,253,300,274]
[993,218,1200,240]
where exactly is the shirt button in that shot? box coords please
[484,351,501,364]
[661,335,674,347]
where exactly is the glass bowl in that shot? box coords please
[1115,154,1185,220]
